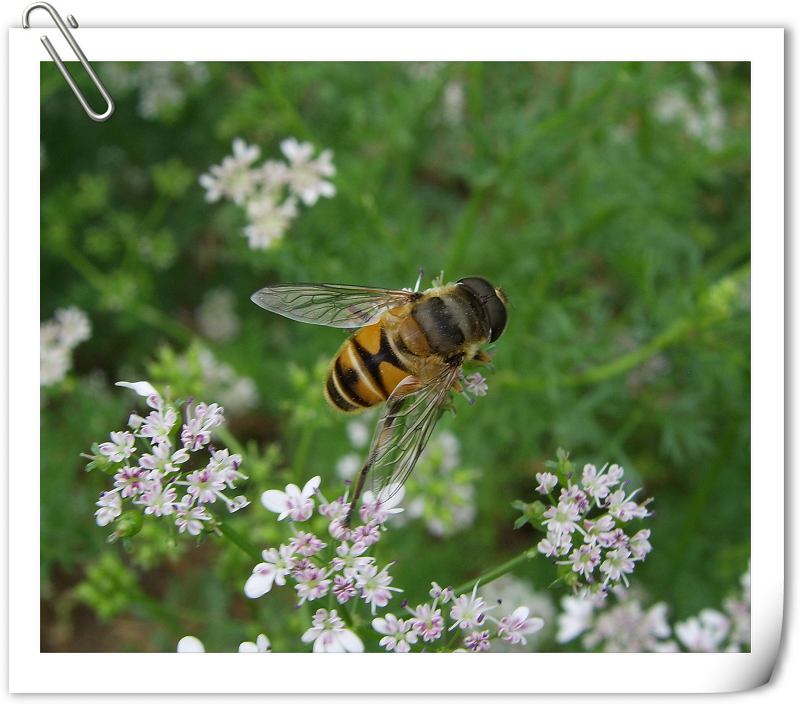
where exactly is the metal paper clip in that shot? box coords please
[22,2,114,121]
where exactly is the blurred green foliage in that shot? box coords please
[40,61,749,651]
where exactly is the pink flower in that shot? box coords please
[244,545,295,598]
[372,614,418,653]
[301,609,363,653]
[497,606,544,646]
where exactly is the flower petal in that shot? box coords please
[337,630,364,653]
[238,641,258,653]
[116,381,159,398]
[302,475,322,498]
[244,572,274,599]
[177,635,205,653]
[261,490,290,513]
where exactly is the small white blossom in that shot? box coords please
[175,497,211,535]
[301,609,363,653]
[280,138,336,206]
[242,194,298,250]
[98,431,136,462]
[94,491,122,526]
[449,583,493,630]
[40,307,92,387]
[244,545,296,598]
[373,614,418,653]
[557,596,596,643]
[409,603,445,642]
[199,138,261,204]
[675,609,731,652]
[464,372,488,397]
[54,307,92,347]
[535,472,558,495]
[261,476,321,521]
[355,562,401,614]
[497,606,544,646]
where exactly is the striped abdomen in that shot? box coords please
[324,285,491,413]
[325,321,412,412]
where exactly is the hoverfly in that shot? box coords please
[251,274,508,524]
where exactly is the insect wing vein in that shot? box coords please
[250,283,414,328]
[367,366,460,503]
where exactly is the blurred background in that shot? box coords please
[40,61,750,651]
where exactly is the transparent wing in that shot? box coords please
[250,283,415,329]
[366,365,461,504]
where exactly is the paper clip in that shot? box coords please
[22,2,114,122]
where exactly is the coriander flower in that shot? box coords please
[90,381,247,537]
[98,431,136,462]
[557,596,597,644]
[301,609,363,653]
[244,545,296,598]
[526,456,653,592]
[199,138,261,204]
[464,372,488,397]
[496,606,544,646]
[243,194,298,250]
[535,472,558,495]
[94,491,122,526]
[261,476,321,521]
[449,583,493,630]
[54,306,92,347]
[354,562,402,614]
[464,629,491,652]
[175,497,211,535]
[180,401,224,451]
[675,609,730,652]
[40,307,92,387]
[294,565,332,604]
[409,603,445,642]
[280,138,336,206]
[372,614,418,653]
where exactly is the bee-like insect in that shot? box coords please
[251,275,508,523]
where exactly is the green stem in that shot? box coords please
[215,521,261,562]
[454,547,538,596]
[291,422,314,480]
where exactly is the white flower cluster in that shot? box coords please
[91,381,248,537]
[374,581,544,653]
[244,476,404,620]
[556,561,750,653]
[654,62,726,151]
[41,307,92,386]
[532,461,653,596]
[102,62,209,120]
[199,137,336,250]
[558,589,674,652]
[675,561,751,652]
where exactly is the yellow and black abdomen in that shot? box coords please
[324,321,413,413]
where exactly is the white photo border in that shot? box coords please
[9,27,782,694]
